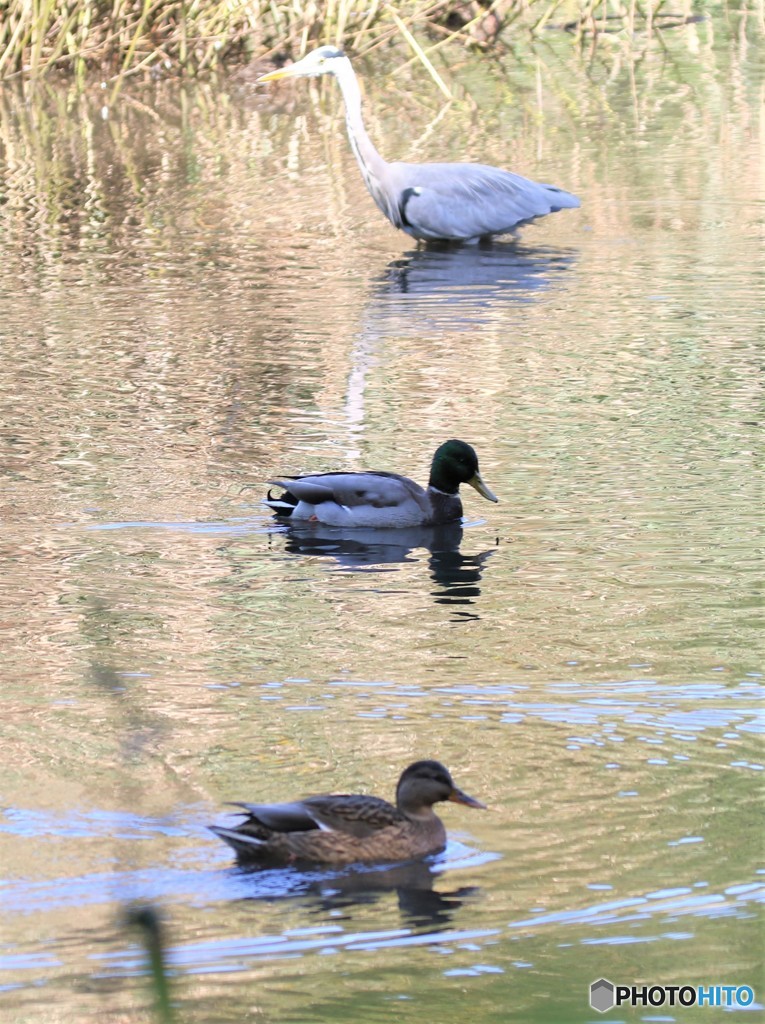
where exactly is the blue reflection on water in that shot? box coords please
[369,244,579,334]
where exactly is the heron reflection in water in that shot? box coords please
[366,242,578,337]
[257,47,580,243]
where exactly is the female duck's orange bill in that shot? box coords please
[449,786,487,809]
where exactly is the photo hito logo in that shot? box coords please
[589,979,756,1013]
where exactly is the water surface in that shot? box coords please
[0,18,763,1023]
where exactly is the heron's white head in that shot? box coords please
[256,46,350,83]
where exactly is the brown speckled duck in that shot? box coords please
[209,760,486,867]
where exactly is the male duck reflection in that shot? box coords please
[265,439,498,528]
[210,760,486,867]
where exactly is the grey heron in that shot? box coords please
[257,46,580,243]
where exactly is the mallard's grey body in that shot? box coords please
[268,470,462,527]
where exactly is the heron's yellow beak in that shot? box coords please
[467,471,498,503]
[256,66,293,83]
[256,51,323,83]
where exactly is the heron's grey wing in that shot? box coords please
[390,161,580,240]
[303,795,405,837]
[271,472,428,511]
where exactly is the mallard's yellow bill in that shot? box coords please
[468,471,498,503]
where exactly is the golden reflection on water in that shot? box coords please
[0,18,763,1024]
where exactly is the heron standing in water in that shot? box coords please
[257,46,580,243]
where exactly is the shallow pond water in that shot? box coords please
[0,17,763,1024]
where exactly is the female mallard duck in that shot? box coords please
[209,760,486,867]
[265,439,498,528]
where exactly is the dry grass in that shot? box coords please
[2,0,755,84]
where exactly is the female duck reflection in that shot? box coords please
[234,858,480,929]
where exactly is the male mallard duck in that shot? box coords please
[265,439,498,528]
[209,760,486,867]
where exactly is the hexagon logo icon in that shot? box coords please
[590,978,616,1013]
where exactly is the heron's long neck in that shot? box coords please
[334,62,389,189]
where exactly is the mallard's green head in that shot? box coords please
[428,439,498,503]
